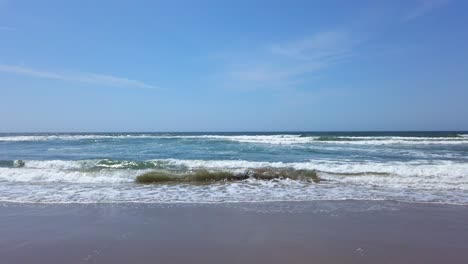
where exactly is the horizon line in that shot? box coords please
[0,130,467,134]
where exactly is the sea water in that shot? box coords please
[0,132,467,204]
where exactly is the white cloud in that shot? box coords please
[0,64,158,90]
[403,0,449,22]
[269,31,352,61]
[222,30,358,90]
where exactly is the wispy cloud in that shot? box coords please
[221,30,359,90]
[269,31,353,61]
[403,0,449,22]
[0,64,158,90]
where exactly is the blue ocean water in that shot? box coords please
[0,132,467,204]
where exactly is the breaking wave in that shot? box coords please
[1,133,468,145]
[0,158,467,204]
[0,134,163,142]
[2,131,467,204]
[0,159,466,189]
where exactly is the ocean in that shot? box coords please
[0,132,467,204]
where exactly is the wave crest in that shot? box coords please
[135,168,320,183]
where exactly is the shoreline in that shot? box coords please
[1,199,467,206]
[1,200,467,264]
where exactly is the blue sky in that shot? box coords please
[1,0,467,132]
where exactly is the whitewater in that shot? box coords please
[0,132,467,204]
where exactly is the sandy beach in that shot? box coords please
[1,201,467,264]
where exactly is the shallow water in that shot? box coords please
[0,132,467,204]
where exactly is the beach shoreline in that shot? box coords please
[1,200,467,264]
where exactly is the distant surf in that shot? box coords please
[1,133,467,145]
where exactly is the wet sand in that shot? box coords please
[0,201,467,264]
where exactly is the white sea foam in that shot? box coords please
[0,167,137,183]
[1,159,466,192]
[0,134,159,142]
[0,134,313,144]
[325,136,462,140]
[1,158,467,204]
[1,134,468,145]
[21,159,145,170]
[0,179,467,204]
[168,135,468,145]
[23,160,93,170]
[168,159,468,190]
[162,158,468,178]
[318,139,468,145]
[183,135,316,144]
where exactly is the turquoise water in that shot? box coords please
[1,132,467,204]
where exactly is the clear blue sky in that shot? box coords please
[1,0,467,132]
